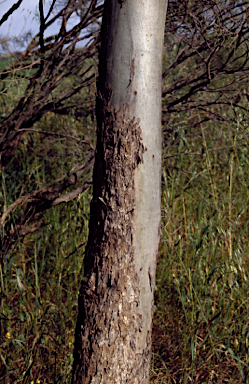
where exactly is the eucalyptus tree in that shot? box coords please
[72,0,168,383]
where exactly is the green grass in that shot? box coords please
[0,198,90,383]
[0,69,95,382]
[151,110,249,383]
[0,56,13,69]
[1,56,249,383]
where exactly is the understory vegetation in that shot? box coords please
[153,108,249,383]
[1,0,249,383]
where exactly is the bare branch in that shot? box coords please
[0,156,94,228]
[9,179,92,238]
[0,0,24,27]
[39,0,45,55]
[16,128,95,150]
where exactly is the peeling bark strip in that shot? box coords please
[72,105,151,383]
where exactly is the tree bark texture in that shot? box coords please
[72,1,167,383]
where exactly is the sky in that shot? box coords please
[0,0,61,51]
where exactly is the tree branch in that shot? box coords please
[0,155,95,228]
[0,0,24,27]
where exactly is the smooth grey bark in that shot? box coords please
[72,1,167,383]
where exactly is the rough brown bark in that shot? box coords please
[72,104,149,383]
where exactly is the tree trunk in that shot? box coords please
[72,0,167,383]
